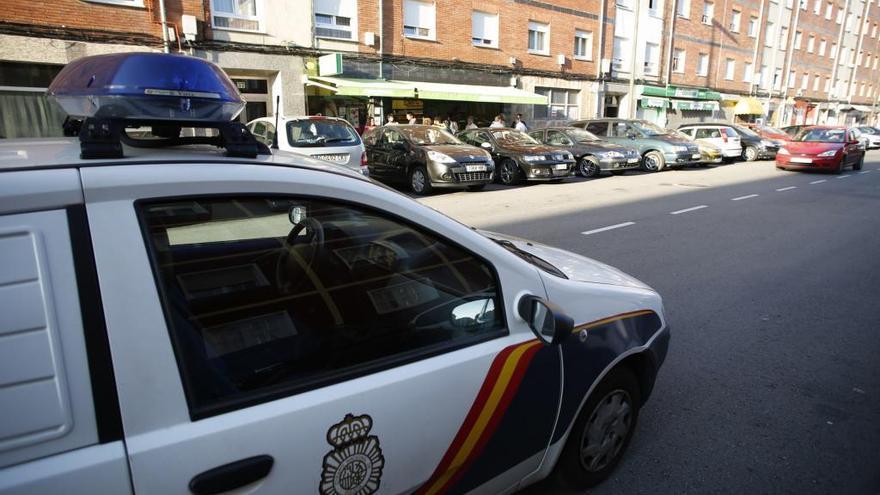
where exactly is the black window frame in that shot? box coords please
[135,193,509,420]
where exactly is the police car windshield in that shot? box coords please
[492,130,540,145]
[287,119,360,147]
[567,128,601,142]
[400,126,462,145]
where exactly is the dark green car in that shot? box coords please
[569,118,701,172]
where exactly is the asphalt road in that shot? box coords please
[416,155,880,494]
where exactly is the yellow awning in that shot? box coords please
[734,97,765,115]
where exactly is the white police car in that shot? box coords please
[0,53,669,495]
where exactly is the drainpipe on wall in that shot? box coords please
[845,0,872,104]
[665,0,678,87]
[597,0,607,117]
[158,0,169,53]
[764,1,787,121]
[829,0,852,120]
[749,0,768,95]
[628,0,642,118]
[778,0,802,126]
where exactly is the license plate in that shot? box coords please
[317,154,346,162]
[791,157,812,163]
[465,164,486,172]
[692,153,701,159]
[627,158,639,163]
[554,164,568,170]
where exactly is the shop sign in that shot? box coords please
[642,85,721,100]
[391,99,424,110]
[640,97,669,108]
[673,100,719,111]
[318,53,343,77]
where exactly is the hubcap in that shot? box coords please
[745,147,756,160]
[501,163,515,183]
[411,169,425,192]
[581,159,598,177]
[644,155,660,171]
[579,390,632,473]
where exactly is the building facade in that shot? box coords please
[1,0,879,138]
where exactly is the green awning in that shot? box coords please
[307,77,548,104]
[640,97,670,108]
[642,85,722,100]
[672,100,719,111]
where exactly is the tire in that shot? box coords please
[642,151,665,172]
[552,368,641,490]
[498,159,522,186]
[409,166,433,195]
[466,184,486,191]
[854,156,864,170]
[742,146,759,162]
[577,156,601,178]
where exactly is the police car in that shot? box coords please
[0,53,670,495]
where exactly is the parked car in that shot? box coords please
[671,130,723,165]
[852,126,880,148]
[726,124,779,161]
[2,51,671,494]
[248,116,368,175]
[568,118,701,172]
[744,124,792,145]
[676,124,742,161]
[363,124,495,195]
[776,126,864,173]
[457,128,575,185]
[527,127,641,177]
[781,125,808,137]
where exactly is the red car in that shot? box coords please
[745,124,792,143]
[776,126,865,173]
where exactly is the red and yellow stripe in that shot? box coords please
[571,309,656,334]
[417,340,543,495]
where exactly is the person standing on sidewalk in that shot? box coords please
[513,113,528,132]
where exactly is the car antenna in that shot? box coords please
[272,95,281,150]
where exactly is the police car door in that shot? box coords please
[82,163,562,495]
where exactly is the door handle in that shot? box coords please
[189,455,274,495]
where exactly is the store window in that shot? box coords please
[314,0,357,40]
[534,88,579,120]
[211,0,263,32]
[403,0,436,39]
[472,11,499,48]
[231,78,270,124]
[574,30,593,60]
[528,21,549,55]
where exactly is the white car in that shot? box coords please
[677,124,743,159]
[248,116,368,175]
[0,53,670,495]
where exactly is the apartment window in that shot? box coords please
[813,0,821,14]
[794,31,802,49]
[800,0,807,10]
[644,42,660,75]
[785,0,793,9]
[403,0,436,39]
[534,88,580,119]
[730,10,741,31]
[801,74,809,90]
[702,1,714,24]
[874,58,878,70]
[861,83,866,96]
[677,0,691,17]
[818,39,826,56]
[211,0,263,32]
[830,42,837,58]
[314,0,357,40]
[528,21,550,54]
[857,50,863,66]
[748,16,759,37]
[773,68,782,89]
[648,0,663,15]
[759,65,769,87]
[836,6,843,23]
[725,58,735,79]
[824,77,830,92]
[788,70,796,88]
[825,3,832,19]
[865,54,871,68]
[813,74,820,91]
[472,11,499,47]
[807,35,815,53]
[765,22,775,47]
[743,62,753,82]
[572,30,593,59]
[617,0,634,9]
[613,36,632,71]
[845,12,852,30]
[673,48,686,72]
[779,26,788,49]
[697,53,709,76]
[873,23,878,38]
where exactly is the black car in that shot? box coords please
[457,128,575,185]
[527,127,641,177]
[363,125,495,195]
[677,123,778,161]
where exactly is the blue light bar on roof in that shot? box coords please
[48,52,245,121]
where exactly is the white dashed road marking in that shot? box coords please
[732,194,759,201]
[776,186,797,191]
[670,205,708,215]
[581,222,636,236]
[810,179,827,184]
[836,175,851,179]
[859,170,871,174]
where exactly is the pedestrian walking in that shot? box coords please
[386,114,398,125]
[465,116,478,129]
[362,116,377,135]
[406,112,417,125]
[489,114,506,128]
[514,113,528,132]
[446,116,459,133]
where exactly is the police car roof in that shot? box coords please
[0,137,368,179]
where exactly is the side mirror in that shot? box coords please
[480,142,493,150]
[517,295,572,345]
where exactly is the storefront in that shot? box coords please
[642,85,723,128]
[733,97,765,123]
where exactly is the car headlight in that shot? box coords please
[522,155,544,162]
[760,139,775,147]
[777,147,790,155]
[817,149,838,157]
[426,150,457,163]
[564,152,574,160]
[603,151,625,159]
[773,139,787,146]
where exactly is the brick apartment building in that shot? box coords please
[1,0,879,138]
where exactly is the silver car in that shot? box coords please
[248,116,368,175]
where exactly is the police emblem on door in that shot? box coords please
[320,414,385,495]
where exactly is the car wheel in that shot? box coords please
[409,166,433,195]
[577,156,601,178]
[742,146,758,162]
[466,184,487,191]
[498,159,521,186]
[552,368,641,490]
[642,151,665,172]
[854,156,864,170]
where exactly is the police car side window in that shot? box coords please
[139,197,505,417]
